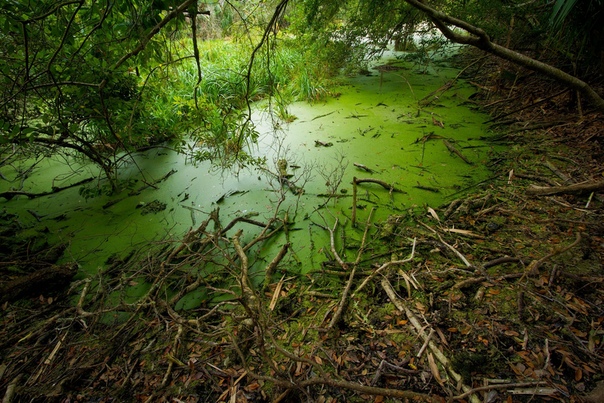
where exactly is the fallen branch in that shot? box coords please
[352,177,405,226]
[453,273,523,290]
[328,209,375,329]
[371,359,419,387]
[354,177,405,193]
[438,234,473,268]
[413,183,440,193]
[525,232,582,276]
[451,381,548,401]
[2,374,22,403]
[352,238,417,297]
[526,179,604,196]
[353,162,376,173]
[232,229,257,308]
[263,242,290,291]
[230,338,440,403]
[443,139,473,165]
[0,177,94,201]
[543,160,572,184]
[381,278,481,403]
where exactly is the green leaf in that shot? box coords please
[550,0,579,28]
[21,127,36,138]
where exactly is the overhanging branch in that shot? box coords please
[110,0,197,73]
[403,0,604,112]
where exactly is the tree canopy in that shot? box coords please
[0,0,203,188]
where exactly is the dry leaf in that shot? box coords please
[427,353,444,385]
[415,301,427,313]
[443,227,483,238]
[269,275,286,311]
[427,206,440,222]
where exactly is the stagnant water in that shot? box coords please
[1,54,498,307]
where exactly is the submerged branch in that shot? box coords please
[0,177,94,201]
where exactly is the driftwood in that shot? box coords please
[0,263,77,304]
[526,179,604,196]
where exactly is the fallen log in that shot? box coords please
[525,180,604,196]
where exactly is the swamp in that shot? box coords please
[1,1,603,402]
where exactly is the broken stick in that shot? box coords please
[526,179,604,196]
[443,139,473,165]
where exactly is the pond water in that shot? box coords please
[1,54,498,307]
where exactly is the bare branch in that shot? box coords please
[403,0,604,112]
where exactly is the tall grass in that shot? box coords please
[134,36,343,166]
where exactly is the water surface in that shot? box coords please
[1,56,497,307]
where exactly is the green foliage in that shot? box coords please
[0,0,195,189]
[289,0,457,75]
[0,0,349,189]
[15,0,603,194]
[546,0,604,72]
[550,0,580,29]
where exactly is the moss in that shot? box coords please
[451,350,490,380]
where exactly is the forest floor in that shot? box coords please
[1,51,604,403]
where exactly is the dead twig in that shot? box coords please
[327,208,374,329]
[526,179,604,196]
[352,237,417,297]
[450,381,548,401]
[524,232,582,276]
[381,278,481,403]
[443,139,473,165]
[371,359,419,386]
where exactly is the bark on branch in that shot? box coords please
[526,180,604,196]
[403,0,604,112]
[110,0,197,73]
